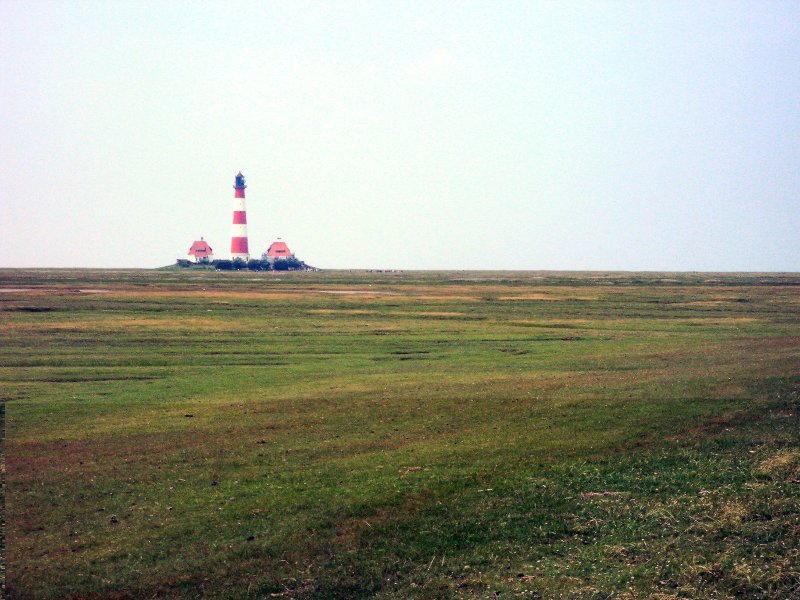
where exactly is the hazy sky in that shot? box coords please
[2,1,799,270]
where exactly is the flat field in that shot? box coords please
[2,269,799,599]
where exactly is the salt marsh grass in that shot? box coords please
[2,269,798,598]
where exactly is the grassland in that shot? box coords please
[2,269,799,599]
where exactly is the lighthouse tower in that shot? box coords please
[230,172,249,261]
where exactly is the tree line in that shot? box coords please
[176,257,307,271]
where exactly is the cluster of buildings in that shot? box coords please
[186,237,294,264]
[185,172,296,265]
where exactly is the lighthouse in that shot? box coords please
[230,172,249,261]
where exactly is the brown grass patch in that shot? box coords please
[712,383,748,399]
[581,491,627,499]
[666,410,747,442]
[4,317,242,331]
[511,319,591,326]
[0,287,111,295]
[498,294,598,301]
[758,449,800,475]
[680,300,730,307]
[307,309,373,315]
[397,311,466,317]
[332,503,414,546]
[398,466,431,475]
[736,336,800,350]
[396,295,479,302]
[308,308,466,318]
[684,317,762,325]
[717,501,748,526]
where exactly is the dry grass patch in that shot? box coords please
[717,501,749,526]
[680,300,731,306]
[395,311,466,317]
[684,317,763,325]
[498,293,598,301]
[3,317,243,332]
[712,383,749,399]
[307,309,374,315]
[737,336,800,350]
[758,449,800,477]
[510,319,591,326]
[395,294,480,303]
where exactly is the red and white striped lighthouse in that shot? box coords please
[230,171,249,261]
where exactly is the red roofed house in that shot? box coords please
[263,238,294,263]
[187,237,214,263]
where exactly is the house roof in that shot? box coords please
[266,239,292,257]
[188,239,213,257]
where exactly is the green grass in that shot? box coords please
[2,269,799,598]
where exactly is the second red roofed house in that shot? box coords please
[187,238,214,263]
[263,238,294,264]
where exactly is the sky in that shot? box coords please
[1,0,799,270]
